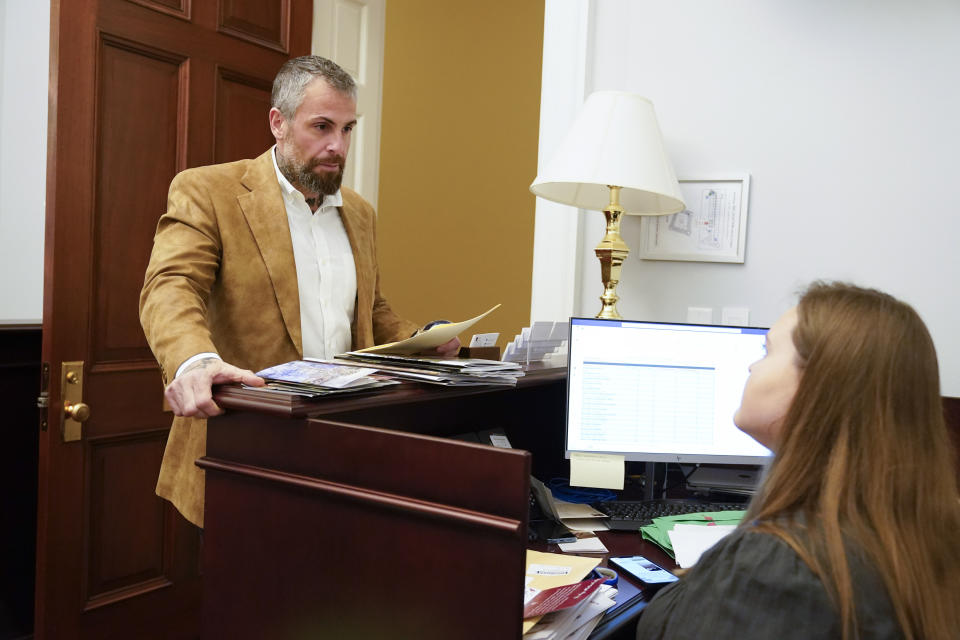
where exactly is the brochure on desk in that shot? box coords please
[248,360,397,396]
[523,578,605,618]
[524,551,599,635]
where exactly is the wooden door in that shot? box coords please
[37,1,311,637]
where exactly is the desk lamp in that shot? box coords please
[530,91,685,319]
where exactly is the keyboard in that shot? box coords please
[593,499,747,530]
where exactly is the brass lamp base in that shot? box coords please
[594,185,629,319]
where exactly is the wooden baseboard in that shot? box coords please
[0,325,40,639]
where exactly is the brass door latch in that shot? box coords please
[61,361,90,442]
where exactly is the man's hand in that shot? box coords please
[420,336,461,358]
[412,320,461,358]
[165,357,265,418]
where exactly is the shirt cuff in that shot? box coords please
[175,352,222,379]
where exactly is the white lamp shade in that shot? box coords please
[530,91,685,215]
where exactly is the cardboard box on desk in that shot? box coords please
[459,346,501,360]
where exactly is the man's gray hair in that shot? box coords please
[271,55,357,119]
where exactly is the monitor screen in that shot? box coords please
[566,317,773,464]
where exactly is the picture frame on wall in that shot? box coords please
[639,175,750,263]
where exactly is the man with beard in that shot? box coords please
[139,56,458,528]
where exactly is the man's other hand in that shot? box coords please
[165,357,265,418]
[420,337,461,358]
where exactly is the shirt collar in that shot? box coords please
[271,145,343,210]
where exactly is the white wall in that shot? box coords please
[535,0,960,396]
[0,0,49,324]
[529,0,593,324]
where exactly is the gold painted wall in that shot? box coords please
[377,0,544,350]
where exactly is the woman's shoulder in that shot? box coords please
[636,526,836,639]
[636,524,903,639]
[690,525,826,597]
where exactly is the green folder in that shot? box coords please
[640,511,746,558]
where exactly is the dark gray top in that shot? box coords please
[635,526,903,639]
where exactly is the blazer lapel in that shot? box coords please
[237,149,303,355]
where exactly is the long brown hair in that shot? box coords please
[745,282,960,639]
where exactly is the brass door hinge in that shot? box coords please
[37,362,50,431]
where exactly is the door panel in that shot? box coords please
[214,69,275,163]
[38,0,312,637]
[128,0,190,18]
[84,431,169,606]
[219,0,292,52]
[92,36,184,365]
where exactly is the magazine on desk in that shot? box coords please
[243,360,399,397]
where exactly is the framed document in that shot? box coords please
[639,175,750,263]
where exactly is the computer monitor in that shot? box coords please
[566,317,772,465]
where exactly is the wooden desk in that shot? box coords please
[186,374,960,639]
[205,368,793,639]
[202,369,580,639]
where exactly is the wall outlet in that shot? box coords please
[722,307,750,326]
[686,307,713,324]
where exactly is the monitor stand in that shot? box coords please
[644,461,657,501]
[685,465,760,494]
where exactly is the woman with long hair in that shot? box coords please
[636,282,960,639]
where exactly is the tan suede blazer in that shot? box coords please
[140,149,418,527]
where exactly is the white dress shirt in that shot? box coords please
[271,147,356,360]
[175,147,357,377]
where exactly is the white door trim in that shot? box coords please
[313,0,386,209]
[530,0,594,323]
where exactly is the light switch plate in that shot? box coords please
[722,307,750,326]
[686,307,713,324]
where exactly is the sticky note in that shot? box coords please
[569,452,625,490]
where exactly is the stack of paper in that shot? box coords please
[290,304,526,386]
[523,579,617,640]
[250,360,399,397]
[503,321,568,365]
[331,352,524,386]
[557,535,609,554]
[523,551,614,639]
[531,477,609,534]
